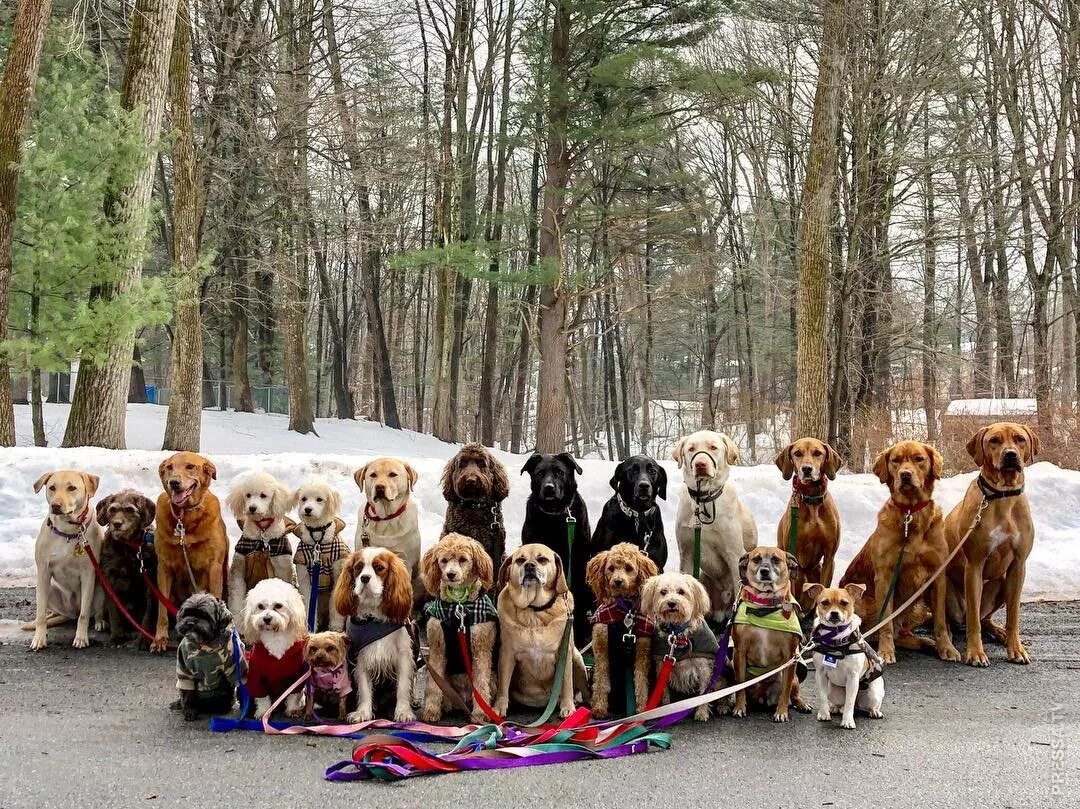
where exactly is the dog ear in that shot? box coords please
[440,455,459,502]
[520,453,542,476]
[217,599,235,634]
[689,576,711,618]
[137,494,156,531]
[287,585,308,633]
[966,427,987,468]
[95,494,115,526]
[670,438,684,464]
[557,452,582,476]
[843,582,866,600]
[585,550,610,602]
[552,553,569,596]
[638,553,659,585]
[654,463,667,500]
[774,444,795,480]
[381,552,414,624]
[402,461,419,490]
[157,457,171,483]
[224,482,247,522]
[202,459,217,481]
[81,473,101,498]
[722,435,740,466]
[353,464,368,489]
[1021,425,1040,463]
[420,544,442,597]
[490,456,510,502]
[472,541,495,590]
[638,576,659,617]
[738,552,750,584]
[822,442,844,480]
[609,459,630,493]
[925,443,944,481]
[872,447,892,485]
[274,480,297,515]
[332,553,360,619]
[785,552,800,576]
[498,553,514,587]
[326,485,342,516]
[802,582,824,601]
[33,472,53,493]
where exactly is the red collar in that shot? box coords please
[739,586,784,607]
[253,516,276,533]
[889,498,932,516]
[364,501,408,522]
[792,476,826,495]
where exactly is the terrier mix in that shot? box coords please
[804,583,885,729]
[303,631,352,720]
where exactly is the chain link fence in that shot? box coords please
[144,378,291,416]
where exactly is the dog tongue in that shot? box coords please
[171,488,191,506]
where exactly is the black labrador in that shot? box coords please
[520,452,592,646]
[592,455,668,572]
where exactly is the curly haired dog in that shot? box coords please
[333,547,416,723]
[420,534,497,723]
[440,444,511,567]
[226,471,297,620]
[292,477,350,632]
[95,489,158,647]
[586,543,658,718]
[240,578,308,719]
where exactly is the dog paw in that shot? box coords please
[346,709,374,724]
[285,706,305,719]
[150,637,169,653]
[29,633,46,651]
[964,647,991,668]
[558,704,575,719]
[492,700,509,717]
[183,709,199,722]
[731,706,747,719]
[1007,643,1030,665]
[772,710,790,723]
[879,649,897,665]
[591,705,609,720]
[394,706,416,724]
[94,618,107,632]
[817,709,832,722]
[693,706,711,722]
[937,642,961,663]
[984,622,1008,644]
[420,706,442,724]
[840,716,856,730]
[72,632,89,649]
[794,700,814,714]
[868,708,884,719]
[469,708,491,725]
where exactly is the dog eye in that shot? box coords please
[515,558,525,565]
[607,565,616,573]
[676,588,686,595]
[300,496,307,502]
[914,456,925,463]
[458,556,468,564]
[771,555,780,564]
[186,464,195,470]
[273,602,282,610]
[369,472,377,478]
[812,450,822,457]
[259,493,267,498]
[659,588,668,595]
[389,472,398,478]
[316,497,323,502]
[793,450,803,457]
[1016,436,1026,442]
[839,599,849,607]
[67,485,76,492]
[989,436,1001,443]
[257,603,265,610]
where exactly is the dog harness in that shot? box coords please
[176,636,240,699]
[345,616,406,665]
[733,588,803,637]
[810,622,885,689]
[593,597,655,717]
[591,597,655,637]
[234,520,294,557]
[652,621,719,663]
[310,662,353,697]
[424,585,498,675]
[245,639,306,699]
[292,520,350,591]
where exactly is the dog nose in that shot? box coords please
[261,615,273,625]
[636,481,651,494]
[829,610,841,621]
[359,573,371,584]
[693,462,707,473]
[168,479,182,490]
[759,569,772,579]
[374,484,386,497]
[613,577,626,587]
[446,571,459,581]
[665,599,678,610]
[112,521,123,530]
[248,504,257,513]
[801,465,812,476]
[304,506,313,515]
[50,504,62,514]
[524,562,537,573]
[542,483,556,496]
[1003,449,1019,461]
[900,470,913,481]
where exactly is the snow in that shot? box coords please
[3,403,1078,602]
[944,399,1038,417]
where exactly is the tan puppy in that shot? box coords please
[302,631,351,720]
[225,471,297,620]
[153,452,229,652]
[493,543,588,719]
[944,423,1039,667]
[27,471,105,650]
[731,547,810,722]
[840,441,961,664]
[419,534,497,723]
[672,430,757,627]
[353,458,422,592]
[775,437,843,612]
[585,543,658,718]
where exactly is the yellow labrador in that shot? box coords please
[493,543,588,718]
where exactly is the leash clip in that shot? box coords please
[455,602,466,632]
[622,611,637,645]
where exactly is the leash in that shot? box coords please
[523,603,574,728]
[686,464,721,579]
[564,510,576,588]
[82,541,175,649]
[876,498,933,622]
[170,504,202,593]
[307,563,321,632]
[787,478,827,558]
[232,628,251,718]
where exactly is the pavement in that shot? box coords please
[0,588,1077,809]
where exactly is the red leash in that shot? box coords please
[83,542,176,649]
[456,629,505,724]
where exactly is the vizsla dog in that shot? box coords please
[840,441,961,665]
[152,452,230,652]
[944,422,1039,667]
[774,437,843,613]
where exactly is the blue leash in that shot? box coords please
[230,628,251,719]
[307,563,321,632]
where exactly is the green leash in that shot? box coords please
[786,502,799,557]
[564,514,576,589]
[877,512,914,622]
[524,611,574,727]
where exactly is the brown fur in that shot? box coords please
[731,547,810,721]
[332,548,413,624]
[584,543,658,718]
[439,444,510,565]
[774,438,843,612]
[419,533,497,723]
[840,441,960,664]
[95,489,157,646]
[303,631,350,719]
[152,452,230,652]
[944,422,1038,666]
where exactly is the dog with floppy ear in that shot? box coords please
[26,470,106,650]
[291,477,350,632]
[95,489,158,647]
[440,443,511,567]
[225,471,298,620]
[592,455,669,572]
[944,422,1039,667]
[840,441,961,664]
[353,457,423,601]
[520,452,593,646]
[775,438,843,613]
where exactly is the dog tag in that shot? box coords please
[74,543,85,557]
[822,654,838,668]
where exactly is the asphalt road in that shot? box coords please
[1,588,1077,809]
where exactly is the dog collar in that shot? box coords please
[440,582,474,603]
[253,516,276,533]
[535,502,573,518]
[976,475,1024,501]
[528,592,560,612]
[792,476,827,505]
[616,492,658,518]
[888,498,932,516]
[687,485,723,504]
[739,586,784,607]
[364,501,408,522]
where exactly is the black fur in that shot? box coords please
[175,593,236,720]
[592,455,668,571]
[95,490,158,647]
[520,452,592,645]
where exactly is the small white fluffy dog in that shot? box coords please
[226,471,297,619]
[240,578,308,719]
[27,470,106,650]
[805,583,885,729]
[672,430,757,626]
[333,547,416,723]
[291,477,349,631]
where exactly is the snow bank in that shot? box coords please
[3,404,1077,601]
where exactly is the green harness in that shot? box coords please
[734,593,803,677]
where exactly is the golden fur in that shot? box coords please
[584,543,658,717]
[303,631,350,719]
[152,452,229,652]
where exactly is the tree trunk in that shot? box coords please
[0,0,54,447]
[162,0,204,451]
[922,117,937,442]
[793,0,847,440]
[63,0,181,448]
